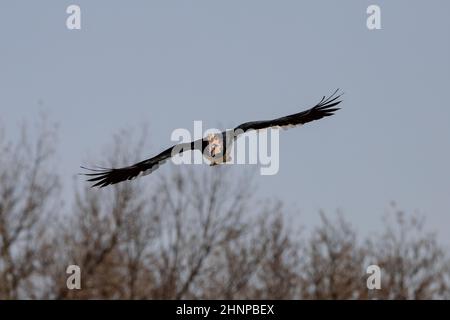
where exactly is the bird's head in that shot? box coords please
[207,133,218,143]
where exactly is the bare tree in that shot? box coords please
[1,120,449,300]
[46,127,158,299]
[145,166,257,299]
[299,212,366,299]
[0,117,59,299]
[246,209,302,299]
[365,204,450,299]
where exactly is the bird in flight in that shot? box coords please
[83,89,343,187]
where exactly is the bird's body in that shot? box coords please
[83,90,343,187]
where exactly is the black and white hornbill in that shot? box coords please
[83,89,343,187]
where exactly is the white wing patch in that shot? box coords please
[278,123,303,130]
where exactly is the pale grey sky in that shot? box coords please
[1,1,449,243]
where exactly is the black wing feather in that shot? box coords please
[234,89,342,134]
[82,141,198,188]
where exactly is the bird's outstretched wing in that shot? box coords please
[82,141,199,188]
[233,89,342,135]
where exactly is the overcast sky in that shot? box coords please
[1,1,449,244]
